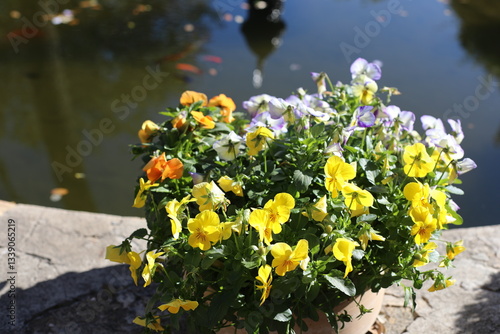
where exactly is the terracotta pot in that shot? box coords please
[218,289,385,334]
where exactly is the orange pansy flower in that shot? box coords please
[143,153,184,182]
[162,158,184,180]
[180,91,208,106]
[191,111,215,129]
[209,94,236,123]
[172,114,187,129]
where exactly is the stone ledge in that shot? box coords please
[0,200,498,333]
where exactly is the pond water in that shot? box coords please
[1,0,498,228]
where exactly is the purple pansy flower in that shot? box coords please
[356,106,376,128]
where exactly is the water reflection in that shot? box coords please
[450,0,500,146]
[451,0,500,77]
[0,0,218,214]
[241,0,286,88]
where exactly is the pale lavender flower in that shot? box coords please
[448,198,461,212]
[421,115,445,133]
[456,158,477,175]
[293,99,330,122]
[399,111,415,132]
[213,131,245,161]
[268,97,292,120]
[350,58,382,81]
[301,93,335,115]
[311,72,327,95]
[249,111,288,136]
[381,105,400,121]
[324,142,344,156]
[425,128,447,146]
[189,172,205,185]
[242,94,274,117]
[435,134,464,160]
[447,119,464,144]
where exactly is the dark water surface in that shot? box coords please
[1,0,498,228]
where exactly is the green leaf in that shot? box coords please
[446,204,463,225]
[357,214,377,222]
[159,110,178,117]
[352,249,365,260]
[367,185,388,193]
[324,275,356,297]
[201,247,226,269]
[184,251,202,269]
[273,308,293,322]
[187,100,205,111]
[150,186,171,193]
[129,228,148,239]
[445,185,464,195]
[310,122,325,138]
[366,170,379,185]
[404,286,416,308]
[306,281,320,300]
[293,170,313,192]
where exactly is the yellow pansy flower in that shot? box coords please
[133,316,164,332]
[255,264,273,305]
[341,183,374,212]
[165,195,194,239]
[332,238,359,278]
[187,210,221,251]
[192,181,228,211]
[142,250,165,287]
[324,156,356,198]
[403,182,431,208]
[249,209,274,245]
[138,120,160,144]
[105,245,130,264]
[218,176,244,197]
[352,79,378,104]
[428,279,455,292]
[219,221,235,241]
[446,240,465,260]
[409,206,437,244]
[246,127,274,155]
[128,251,142,286]
[271,239,309,276]
[303,195,328,222]
[158,299,199,314]
[264,193,295,225]
[105,245,142,286]
[358,230,385,251]
[132,178,159,208]
[403,143,435,177]
[412,242,437,267]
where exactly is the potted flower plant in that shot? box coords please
[106,58,476,333]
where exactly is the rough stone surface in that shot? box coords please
[0,200,498,333]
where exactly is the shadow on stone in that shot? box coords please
[0,265,153,334]
[455,271,500,333]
